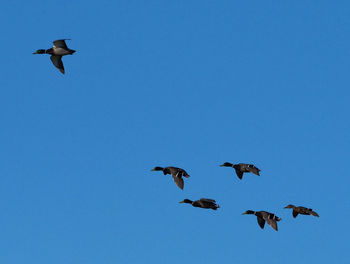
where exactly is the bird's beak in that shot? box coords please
[151,169,155,171]
[242,212,247,215]
[33,51,38,54]
[219,164,224,167]
[179,201,185,203]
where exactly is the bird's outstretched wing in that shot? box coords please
[257,217,265,229]
[50,55,64,74]
[247,165,260,176]
[292,210,299,218]
[171,174,184,190]
[310,210,319,217]
[234,168,244,179]
[198,199,218,209]
[199,198,216,203]
[53,39,70,49]
[267,219,278,231]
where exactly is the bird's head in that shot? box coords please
[179,199,193,204]
[151,167,164,171]
[33,49,46,54]
[220,162,233,167]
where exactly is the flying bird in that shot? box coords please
[33,39,76,74]
[220,162,260,180]
[179,198,220,210]
[284,204,319,218]
[242,210,281,231]
[151,166,190,190]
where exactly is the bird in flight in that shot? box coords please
[179,198,220,210]
[284,204,319,218]
[242,210,281,231]
[220,162,260,180]
[33,39,76,74]
[151,166,190,190]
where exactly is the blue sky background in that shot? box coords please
[0,1,349,263]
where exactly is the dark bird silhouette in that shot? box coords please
[284,204,319,218]
[151,166,190,190]
[220,162,260,180]
[242,210,281,231]
[179,198,219,210]
[33,39,76,74]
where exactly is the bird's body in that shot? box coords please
[220,162,260,180]
[33,39,75,74]
[151,166,190,190]
[284,204,319,218]
[180,198,219,210]
[242,210,281,231]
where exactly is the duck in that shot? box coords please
[284,204,319,218]
[33,39,76,74]
[151,166,190,190]
[220,162,260,180]
[242,210,281,231]
[179,198,219,210]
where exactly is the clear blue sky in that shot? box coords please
[0,1,349,263]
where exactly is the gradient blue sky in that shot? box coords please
[1,1,349,263]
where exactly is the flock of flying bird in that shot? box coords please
[33,39,319,232]
[151,163,319,231]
